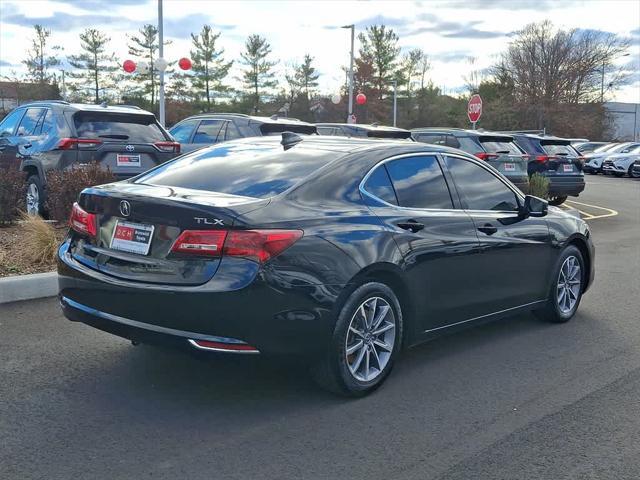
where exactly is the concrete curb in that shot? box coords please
[0,271,57,304]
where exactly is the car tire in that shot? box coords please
[26,175,45,216]
[312,282,403,397]
[628,165,639,178]
[548,195,567,206]
[534,245,585,324]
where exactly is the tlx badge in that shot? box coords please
[194,217,224,226]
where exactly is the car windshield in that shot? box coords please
[593,143,619,153]
[541,141,579,157]
[134,141,334,198]
[479,137,521,154]
[73,112,167,142]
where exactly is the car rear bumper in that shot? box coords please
[547,175,585,197]
[58,241,339,356]
[506,175,530,193]
[583,164,600,173]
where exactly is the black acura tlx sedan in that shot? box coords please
[58,133,594,396]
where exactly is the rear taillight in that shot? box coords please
[69,202,97,237]
[171,229,303,263]
[536,155,553,163]
[57,138,103,150]
[474,152,499,161]
[155,141,180,154]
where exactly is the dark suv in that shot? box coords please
[317,123,412,139]
[169,113,317,153]
[411,128,529,192]
[0,101,178,215]
[510,134,585,206]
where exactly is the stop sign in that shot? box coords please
[467,94,483,124]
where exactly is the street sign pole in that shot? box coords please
[157,0,165,127]
[342,25,355,124]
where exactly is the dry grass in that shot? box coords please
[20,213,61,265]
[529,173,550,199]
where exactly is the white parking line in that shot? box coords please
[565,199,619,220]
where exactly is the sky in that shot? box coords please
[1,0,639,103]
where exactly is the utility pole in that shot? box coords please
[342,24,355,123]
[157,0,165,126]
[393,80,397,127]
[600,60,605,103]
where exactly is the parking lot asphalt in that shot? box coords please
[1,175,639,480]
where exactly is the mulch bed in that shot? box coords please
[0,223,67,277]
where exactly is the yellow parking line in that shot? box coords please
[565,199,619,220]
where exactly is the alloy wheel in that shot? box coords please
[26,183,40,215]
[345,296,396,382]
[556,255,581,314]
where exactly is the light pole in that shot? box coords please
[342,24,355,123]
[392,80,397,127]
[601,53,630,103]
[157,0,165,126]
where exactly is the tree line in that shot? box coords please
[4,21,631,138]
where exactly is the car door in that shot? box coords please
[189,119,228,151]
[14,107,46,164]
[168,118,199,152]
[361,153,485,332]
[0,108,26,167]
[443,154,552,311]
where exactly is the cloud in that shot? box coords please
[442,28,506,39]
[53,0,144,9]
[164,14,236,39]
[2,11,137,30]
[442,0,576,10]
[0,60,15,67]
[429,51,472,63]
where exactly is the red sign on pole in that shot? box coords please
[467,94,483,125]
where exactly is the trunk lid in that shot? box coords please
[478,135,528,177]
[69,183,269,285]
[539,140,583,175]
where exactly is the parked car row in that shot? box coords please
[1,101,634,218]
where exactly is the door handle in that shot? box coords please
[397,220,425,233]
[477,224,498,235]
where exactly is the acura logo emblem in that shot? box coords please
[119,200,131,217]
[125,145,135,152]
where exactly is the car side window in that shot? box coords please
[33,109,53,136]
[16,108,45,136]
[169,119,199,143]
[416,133,444,145]
[363,165,398,205]
[193,119,226,144]
[445,135,460,148]
[385,155,453,209]
[224,122,242,141]
[317,126,334,135]
[0,109,25,137]
[444,156,520,212]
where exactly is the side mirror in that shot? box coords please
[523,195,548,217]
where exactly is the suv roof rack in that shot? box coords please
[198,112,250,118]
[117,104,143,110]
[25,100,70,106]
[498,129,547,135]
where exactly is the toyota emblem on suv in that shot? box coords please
[119,200,131,217]
[125,145,135,152]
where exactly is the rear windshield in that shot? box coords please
[367,130,412,139]
[73,112,167,142]
[134,142,332,198]
[541,141,578,157]
[479,137,522,154]
[259,123,317,135]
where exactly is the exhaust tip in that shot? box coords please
[188,338,259,354]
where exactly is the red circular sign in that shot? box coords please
[356,93,367,105]
[467,94,483,123]
[123,59,136,73]
[178,57,192,70]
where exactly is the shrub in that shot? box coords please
[0,166,26,224]
[528,173,550,199]
[20,213,59,265]
[46,163,116,224]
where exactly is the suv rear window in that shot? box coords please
[541,141,578,157]
[479,136,522,155]
[259,123,317,135]
[135,142,332,198]
[73,112,167,142]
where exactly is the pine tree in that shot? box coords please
[357,25,401,101]
[295,54,319,101]
[23,25,60,84]
[190,25,233,108]
[67,29,117,104]
[240,34,277,114]
[127,24,160,106]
